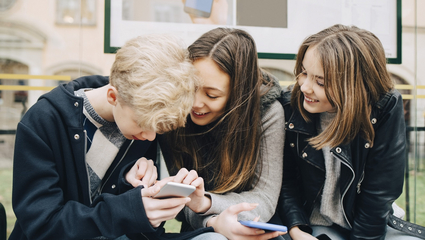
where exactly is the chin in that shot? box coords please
[191,117,209,126]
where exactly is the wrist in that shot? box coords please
[206,215,217,228]
[197,195,212,213]
[289,226,305,239]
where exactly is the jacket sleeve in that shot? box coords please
[183,101,285,229]
[350,92,406,240]
[12,121,156,240]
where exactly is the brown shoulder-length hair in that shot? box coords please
[292,24,394,149]
[166,27,270,194]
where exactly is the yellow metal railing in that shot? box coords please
[0,75,424,99]
[0,74,71,91]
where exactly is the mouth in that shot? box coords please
[192,110,209,117]
[304,95,319,103]
[132,136,141,140]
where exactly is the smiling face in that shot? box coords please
[190,58,230,126]
[298,46,334,114]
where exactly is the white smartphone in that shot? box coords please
[184,0,214,18]
[153,182,196,199]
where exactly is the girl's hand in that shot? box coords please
[125,157,157,188]
[289,226,318,240]
[140,179,191,227]
[207,203,285,240]
[173,168,211,213]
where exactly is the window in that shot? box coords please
[56,0,96,25]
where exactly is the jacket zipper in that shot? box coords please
[339,158,355,229]
[98,140,135,195]
[296,133,300,156]
[357,171,365,194]
[83,130,93,205]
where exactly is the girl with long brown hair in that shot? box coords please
[278,24,421,240]
[158,27,286,239]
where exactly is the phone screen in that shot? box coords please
[185,0,213,12]
[184,0,214,17]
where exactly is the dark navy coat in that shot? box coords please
[10,76,158,239]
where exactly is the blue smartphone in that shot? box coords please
[239,221,288,232]
[184,0,214,18]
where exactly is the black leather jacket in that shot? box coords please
[277,87,406,240]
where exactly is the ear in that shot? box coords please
[106,86,119,106]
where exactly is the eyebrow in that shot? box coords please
[203,86,226,94]
[301,65,324,80]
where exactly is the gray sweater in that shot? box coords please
[309,111,350,229]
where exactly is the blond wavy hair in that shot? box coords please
[110,34,199,134]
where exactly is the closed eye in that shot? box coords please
[207,94,218,99]
[301,67,307,75]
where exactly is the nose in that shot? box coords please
[300,76,313,94]
[141,130,156,141]
[192,90,204,109]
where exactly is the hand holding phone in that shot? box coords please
[239,221,288,232]
[153,182,196,199]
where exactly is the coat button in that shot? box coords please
[371,118,377,124]
[74,134,80,140]
[302,152,307,158]
[290,143,295,147]
[289,123,294,129]
[111,184,116,189]
[365,143,370,148]
[74,102,79,107]
[335,147,342,153]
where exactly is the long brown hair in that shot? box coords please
[292,24,394,149]
[166,28,268,193]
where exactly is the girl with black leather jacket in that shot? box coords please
[277,24,421,240]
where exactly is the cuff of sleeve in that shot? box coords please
[117,161,136,193]
[128,186,156,233]
[183,206,215,229]
[202,215,216,228]
[200,192,216,216]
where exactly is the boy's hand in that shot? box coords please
[207,203,285,240]
[141,179,191,227]
[173,168,210,213]
[125,158,157,188]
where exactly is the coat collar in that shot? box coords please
[38,75,110,129]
